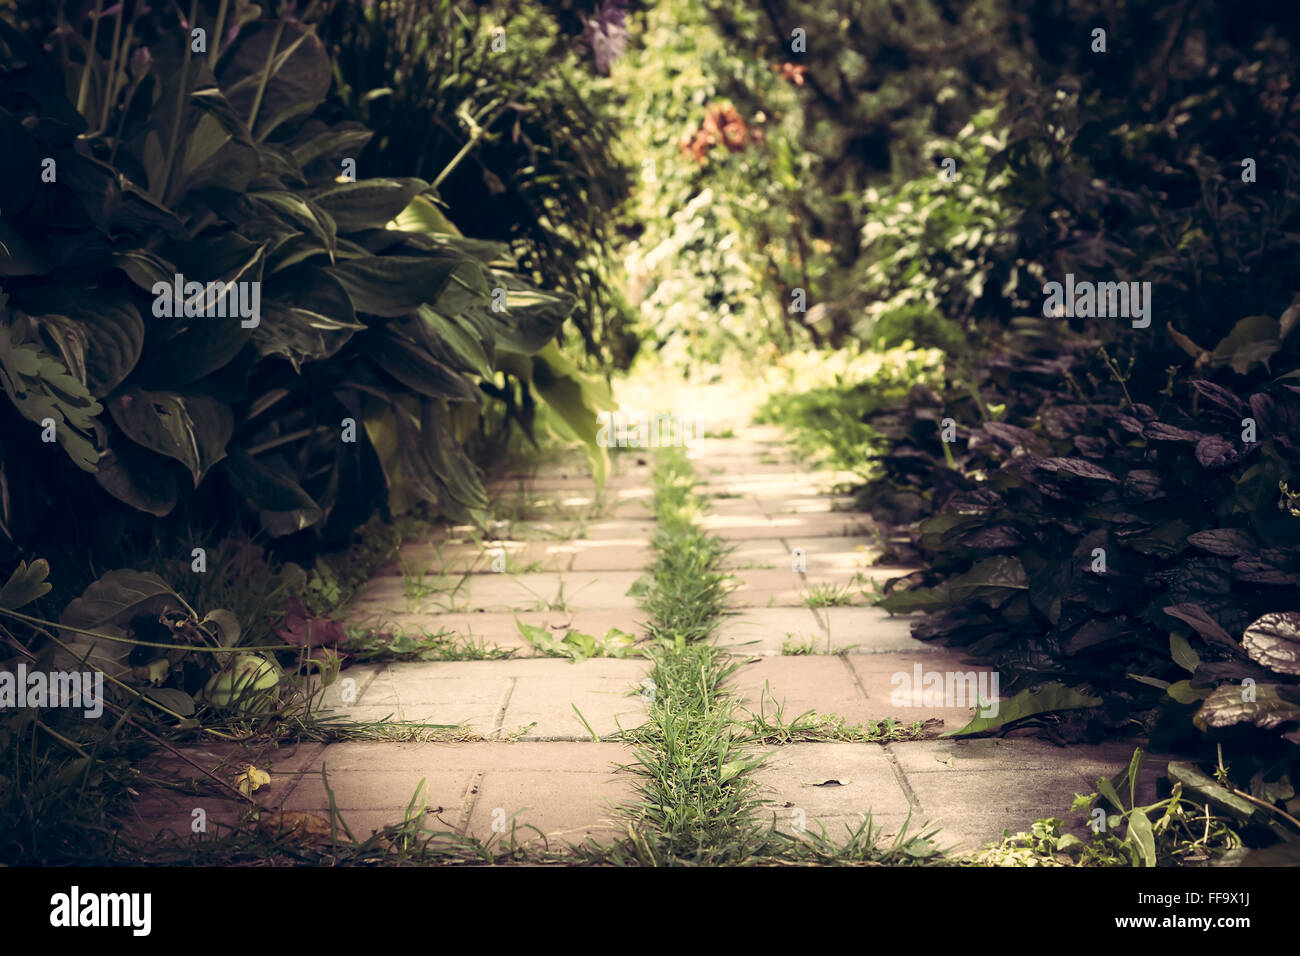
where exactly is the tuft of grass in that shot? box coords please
[802,582,856,608]
[741,683,932,744]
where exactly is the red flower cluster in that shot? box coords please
[678,103,762,164]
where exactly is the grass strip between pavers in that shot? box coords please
[602,447,948,866]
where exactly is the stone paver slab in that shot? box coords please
[817,608,944,655]
[728,657,872,724]
[699,513,780,540]
[847,653,1002,731]
[715,607,825,654]
[727,569,810,607]
[768,513,875,538]
[499,658,651,738]
[753,743,913,822]
[719,538,790,570]
[566,539,655,571]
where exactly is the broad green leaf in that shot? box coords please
[1166,762,1262,823]
[0,305,102,471]
[313,179,428,234]
[93,440,181,516]
[224,447,324,537]
[1170,632,1201,674]
[415,306,494,379]
[1194,682,1300,732]
[144,687,196,717]
[944,682,1102,737]
[108,388,233,486]
[1125,807,1157,867]
[217,21,330,142]
[1166,680,1212,704]
[333,255,475,317]
[255,268,363,370]
[0,559,52,610]
[27,288,144,398]
[390,194,463,237]
[364,331,481,402]
[503,342,614,486]
[1211,315,1281,375]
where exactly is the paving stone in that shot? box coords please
[456,570,644,612]
[465,759,637,846]
[566,539,655,571]
[784,535,883,556]
[728,656,874,723]
[351,570,645,614]
[715,607,825,654]
[703,497,772,518]
[316,658,648,738]
[816,607,943,654]
[898,768,1097,853]
[122,790,251,846]
[574,519,658,540]
[387,540,574,574]
[719,538,790,570]
[698,512,780,540]
[380,609,649,652]
[758,495,857,516]
[767,512,875,538]
[726,568,810,607]
[847,653,1002,731]
[498,658,651,738]
[371,663,509,731]
[281,742,636,847]
[753,743,913,823]
[284,764,475,815]
[127,741,328,846]
[890,738,1165,798]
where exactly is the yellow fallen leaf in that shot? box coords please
[259,810,336,845]
[235,764,271,796]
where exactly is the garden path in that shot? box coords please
[130,380,1161,860]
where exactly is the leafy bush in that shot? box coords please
[319,0,636,365]
[0,1,595,573]
[763,0,1300,846]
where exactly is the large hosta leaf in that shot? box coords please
[333,255,478,317]
[94,439,181,516]
[364,330,481,402]
[108,388,233,485]
[312,179,427,234]
[217,20,331,142]
[479,281,577,354]
[497,341,613,485]
[256,268,362,370]
[421,398,489,521]
[946,555,1029,606]
[414,305,493,378]
[134,234,265,388]
[26,288,144,397]
[224,447,323,537]
[0,301,102,471]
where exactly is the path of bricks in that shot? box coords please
[130,382,1163,859]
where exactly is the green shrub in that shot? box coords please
[0,1,600,573]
